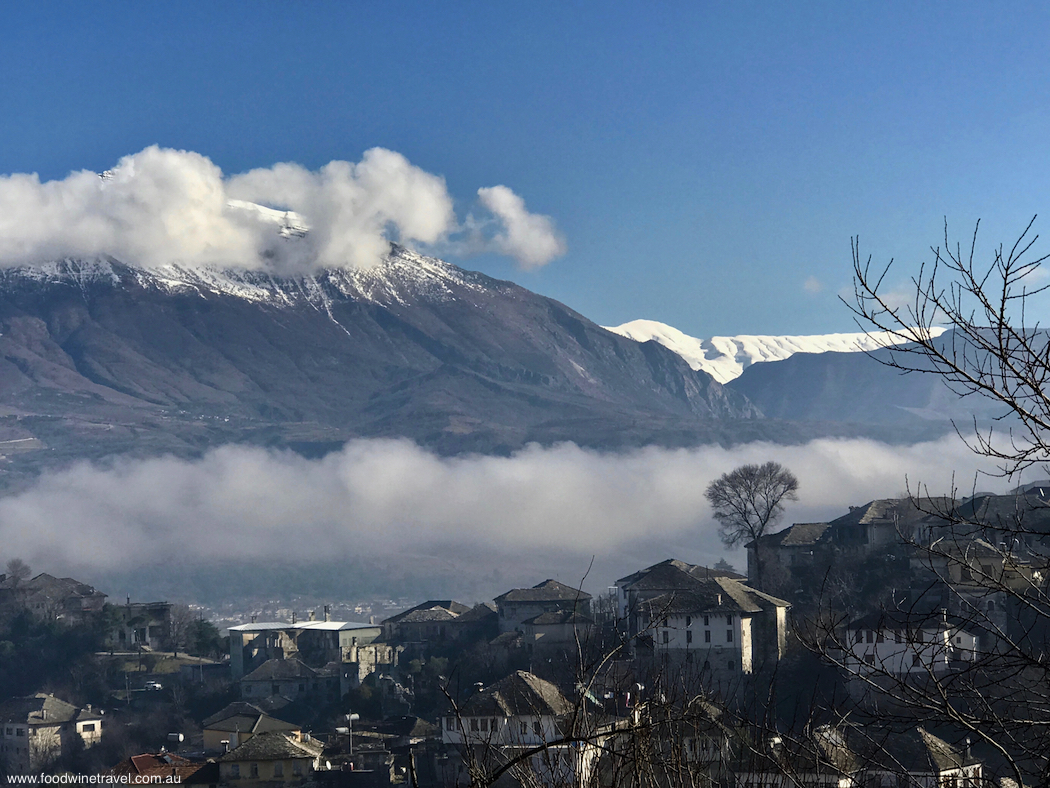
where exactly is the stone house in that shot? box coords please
[201,702,301,752]
[0,694,103,775]
[494,579,591,634]
[217,731,324,785]
[239,658,339,702]
[108,600,174,651]
[617,559,789,674]
[381,600,470,644]
[843,609,979,677]
[0,573,106,626]
[229,618,382,680]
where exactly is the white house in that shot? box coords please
[843,609,978,677]
[0,694,102,775]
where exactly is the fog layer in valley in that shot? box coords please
[0,435,1005,599]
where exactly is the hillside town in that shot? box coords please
[2,486,1049,787]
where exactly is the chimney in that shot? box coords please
[309,610,316,622]
[292,612,297,624]
[324,605,331,622]
[717,593,722,606]
[251,615,257,624]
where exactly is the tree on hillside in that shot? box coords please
[705,461,799,590]
[4,558,30,587]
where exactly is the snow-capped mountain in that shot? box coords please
[0,247,760,480]
[605,318,947,384]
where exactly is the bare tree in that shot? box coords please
[832,217,1050,785]
[848,217,1050,476]
[4,558,30,587]
[705,462,799,590]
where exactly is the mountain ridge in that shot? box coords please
[605,318,947,383]
[0,246,766,487]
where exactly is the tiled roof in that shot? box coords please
[106,753,209,782]
[459,671,574,717]
[495,579,591,604]
[219,731,324,762]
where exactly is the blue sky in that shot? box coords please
[3,2,1050,336]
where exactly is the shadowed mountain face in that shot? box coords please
[0,247,760,482]
[727,332,1013,432]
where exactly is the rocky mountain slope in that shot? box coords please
[0,247,763,484]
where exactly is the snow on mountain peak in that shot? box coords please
[604,319,947,383]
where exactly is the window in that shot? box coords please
[274,762,284,778]
[230,764,240,779]
[250,763,259,778]
[726,614,733,625]
[520,721,528,735]
[686,631,693,644]
[955,636,962,644]
[866,630,873,644]
[876,631,885,643]
[727,630,733,642]
[727,660,735,670]
[703,615,710,626]
[470,719,480,732]
[81,723,96,732]
[915,630,924,644]
[533,721,542,736]
[686,616,692,627]
[895,631,903,644]
[298,683,305,692]
[704,630,711,643]
[293,761,303,776]
[662,631,669,644]
[15,729,23,737]
[912,654,921,666]
[480,719,489,732]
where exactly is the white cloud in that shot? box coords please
[476,185,567,270]
[803,276,824,294]
[0,435,1001,580]
[0,147,564,274]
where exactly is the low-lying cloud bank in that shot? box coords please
[0,436,1004,576]
[0,146,565,272]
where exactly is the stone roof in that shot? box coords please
[847,608,973,632]
[395,607,461,625]
[918,727,976,770]
[452,602,498,623]
[639,577,789,617]
[459,671,574,717]
[0,693,98,726]
[219,731,324,762]
[522,609,593,626]
[617,559,744,588]
[383,600,470,626]
[241,658,318,682]
[495,579,591,604]
[202,702,299,734]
